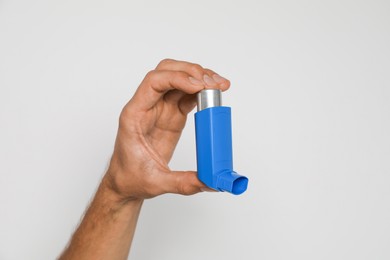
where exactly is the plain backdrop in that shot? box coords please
[1,0,390,259]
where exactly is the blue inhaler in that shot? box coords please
[195,89,248,195]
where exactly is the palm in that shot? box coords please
[143,92,193,164]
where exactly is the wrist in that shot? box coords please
[100,173,144,207]
[59,171,144,260]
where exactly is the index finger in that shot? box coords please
[131,70,205,110]
[156,59,230,91]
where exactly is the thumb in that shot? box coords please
[160,170,208,195]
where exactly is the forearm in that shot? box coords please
[59,176,143,260]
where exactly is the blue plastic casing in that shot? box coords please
[195,106,248,195]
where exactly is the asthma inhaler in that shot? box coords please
[195,89,248,195]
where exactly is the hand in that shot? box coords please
[104,59,230,201]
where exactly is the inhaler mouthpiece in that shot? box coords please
[194,89,248,195]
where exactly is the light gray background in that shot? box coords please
[1,0,390,259]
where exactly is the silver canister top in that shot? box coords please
[197,89,222,111]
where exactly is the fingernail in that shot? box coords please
[203,74,217,86]
[189,77,204,86]
[212,74,227,84]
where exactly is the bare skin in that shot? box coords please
[59,59,230,260]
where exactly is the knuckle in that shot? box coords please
[143,70,160,85]
[118,104,139,131]
[176,174,198,195]
[189,63,203,75]
[179,184,195,196]
[144,69,157,81]
[118,108,129,126]
[157,58,174,68]
[204,68,213,74]
[177,182,186,194]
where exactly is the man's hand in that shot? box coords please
[104,59,230,201]
[59,59,230,260]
